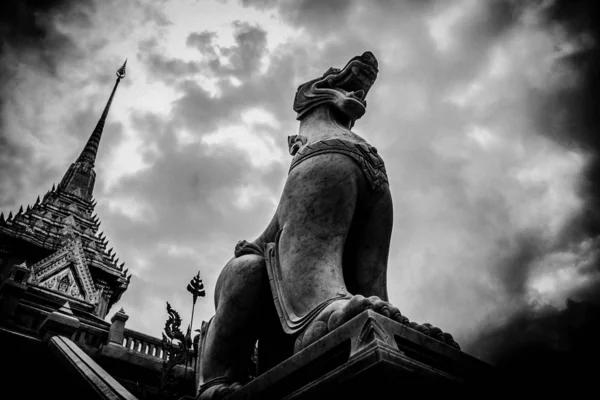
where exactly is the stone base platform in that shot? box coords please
[226,310,494,399]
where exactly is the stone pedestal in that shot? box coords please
[226,310,494,399]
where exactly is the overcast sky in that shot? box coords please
[1,0,599,365]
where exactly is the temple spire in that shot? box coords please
[58,60,127,200]
[77,60,127,167]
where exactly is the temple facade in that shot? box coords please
[0,61,129,321]
[0,62,194,400]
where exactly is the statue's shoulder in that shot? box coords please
[289,136,376,165]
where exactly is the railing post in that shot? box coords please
[107,308,129,345]
[78,331,87,345]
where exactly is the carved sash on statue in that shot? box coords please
[264,229,350,335]
[289,138,389,192]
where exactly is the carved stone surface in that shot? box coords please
[196,52,471,399]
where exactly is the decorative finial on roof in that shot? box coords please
[76,60,127,167]
[117,59,127,79]
[15,261,29,270]
[58,301,74,316]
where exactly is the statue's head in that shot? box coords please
[293,51,379,127]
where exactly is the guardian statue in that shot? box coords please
[197,52,458,399]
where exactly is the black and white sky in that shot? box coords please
[2,0,600,378]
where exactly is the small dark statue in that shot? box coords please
[159,302,193,399]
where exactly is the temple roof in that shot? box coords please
[0,61,130,317]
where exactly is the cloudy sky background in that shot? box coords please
[2,0,600,370]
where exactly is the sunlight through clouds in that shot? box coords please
[466,125,501,150]
[201,124,285,168]
[427,0,475,53]
[106,196,155,223]
[102,135,152,189]
[528,239,599,308]
[201,107,285,168]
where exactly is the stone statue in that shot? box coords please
[197,52,459,399]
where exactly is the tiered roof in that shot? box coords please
[0,61,130,318]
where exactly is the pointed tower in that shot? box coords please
[59,60,127,200]
[0,61,131,319]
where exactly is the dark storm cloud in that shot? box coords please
[145,54,202,81]
[469,298,600,395]
[223,21,268,77]
[279,0,357,32]
[239,0,278,11]
[144,20,296,138]
[184,22,268,80]
[454,0,521,42]
[0,0,93,74]
[172,81,236,134]
[493,231,545,298]
[144,21,268,92]
[138,37,203,82]
[458,0,600,390]
[186,32,218,57]
[0,0,93,209]
[241,0,357,33]
[529,0,600,237]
